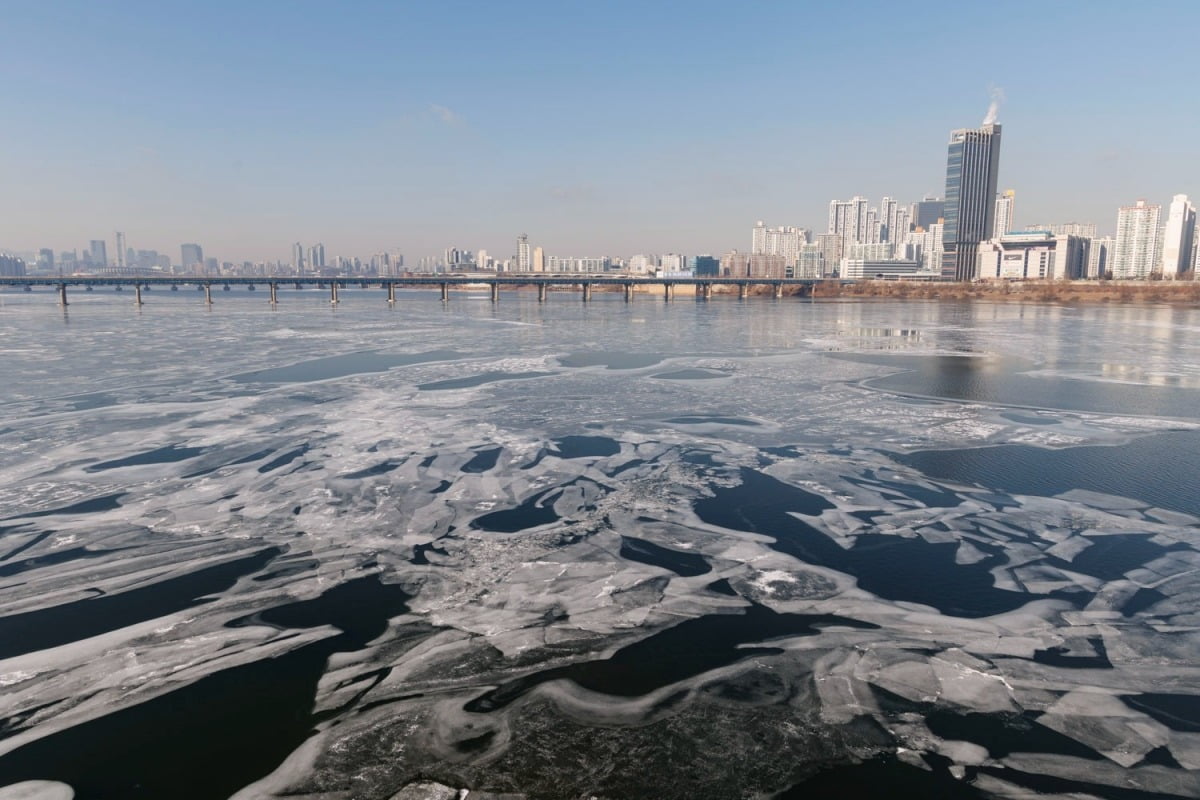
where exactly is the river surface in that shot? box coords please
[1,288,1199,799]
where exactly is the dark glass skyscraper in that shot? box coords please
[941,122,1001,280]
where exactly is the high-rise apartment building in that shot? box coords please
[879,198,895,242]
[310,242,326,270]
[292,242,305,273]
[1088,236,1114,279]
[829,197,869,254]
[892,205,911,245]
[1112,200,1162,279]
[752,221,809,267]
[993,190,1015,238]
[516,234,531,272]
[942,122,1002,280]
[815,233,843,275]
[532,247,545,272]
[115,232,127,269]
[1161,194,1196,278]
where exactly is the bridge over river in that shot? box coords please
[0,275,839,307]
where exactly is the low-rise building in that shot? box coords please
[976,232,1090,280]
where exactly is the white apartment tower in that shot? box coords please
[752,221,809,267]
[1161,194,1196,278]
[516,234,531,272]
[828,197,869,253]
[993,190,1015,238]
[1112,200,1162,279]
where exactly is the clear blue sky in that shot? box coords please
[1,0,1196,262]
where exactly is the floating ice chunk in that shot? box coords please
[388,782,460,800]
[1037,689,1170,767]
[0,782,74,800]
[935,739,990,766]
[929,650,1017,713]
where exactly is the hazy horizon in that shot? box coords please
[2,0,1197,263]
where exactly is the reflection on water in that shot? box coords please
[839,351,1200,418]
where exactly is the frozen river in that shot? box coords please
[1,288,1199,799]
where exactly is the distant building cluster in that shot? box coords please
[8,117,1199,283]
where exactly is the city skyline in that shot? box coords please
[3,1,1199,261]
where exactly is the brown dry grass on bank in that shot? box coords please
[810,280,1200,305]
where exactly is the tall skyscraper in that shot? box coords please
[1160,194,1196,278]
[310,242,326,270]
[115,232,127,269]
[292,242,305,273]
[1112,200,1162,279]
[516,234,531,272]
[942,122,1002,280]
[89,239,108,268]
[993,190,1015,238]
[181,243,204,271]
[532,246,545,272]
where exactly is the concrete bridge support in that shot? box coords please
[537,283,547,303]
[57,283,68,307]
[738,283,748,300]
[387,283,395,304]
[134,284,143,306]
[490,282,500,303]
[330,282,339,305]
[581,283,592,302]
[623,283,634,302]
[440,283,449,303]
[700,283,712,300]
[204,283,213,305]
[772,283,783,299]
[269,283,278,305]
[663,283,674,302]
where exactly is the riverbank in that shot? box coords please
[809,279,1200,304]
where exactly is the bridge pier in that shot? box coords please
[738,283,748,300]
[330,282,339,305]
[440,282,449,303]
[624,283,633,302]
[700,283,712,300]
[663,282,674,302]
[134,284,143,306]
[772,283,783,299]
[387,282,395,304]
[537,283,547,303]
[204,283,213,305]
[294,282,302,290]
[490,282,500,303]
[57,283,68,307]
[581,283,592,302]
[269,282,278,305]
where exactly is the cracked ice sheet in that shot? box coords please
[2,297,1200,797]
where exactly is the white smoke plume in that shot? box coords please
[983,87,1005,125]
